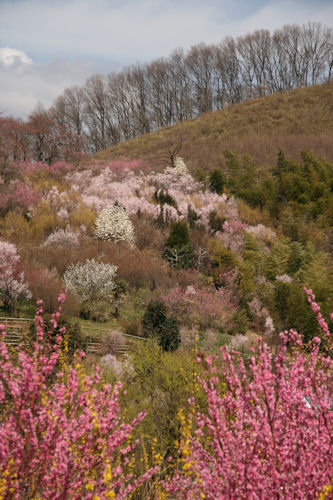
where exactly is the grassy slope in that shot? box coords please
[95,83,333,171]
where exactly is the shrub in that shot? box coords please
[0,296,157,498]
[26,267,63,314]
[68,203,96,233]
[142,300,167,336]
[100,331,127,356]
[80,300,111,322]
[0,239,31,313]
[63,258,117,304]
[164,285,237,332]
[209,168,225,194]
[94,205,134,244]
[42,226,80,248]
[142,300,180,352]
[163,220,194,269]
[123,318,142,337]
[157,317,180,352]
[166,330,333,498]
[29,314,87,356]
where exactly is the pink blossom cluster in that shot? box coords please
[43,185,80,216]
[20,160,76,177]
[0,296,157,498]
[102,158,148,176]
[166,325,333,498]
[304,287,332,338]
[163,285,237,330]
[42,225,81,248]
[66,165,241,232]
[222,220,249,234]
[0,179,41,212]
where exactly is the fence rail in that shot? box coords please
[0,317,145,356]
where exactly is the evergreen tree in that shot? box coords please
[142,300,180,351]
[163,220,194,268]
[209,169,225,195]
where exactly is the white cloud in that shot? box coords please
[0,50,98,117]
[0,47,32,66]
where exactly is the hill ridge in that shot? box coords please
[95,83,333,170]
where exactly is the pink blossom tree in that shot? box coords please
[166,292,333,499]
[0,294,157,498]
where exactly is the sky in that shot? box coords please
[0,0,332,118]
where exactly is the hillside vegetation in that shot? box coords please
[96,82,333,168]
[1,80,333,497]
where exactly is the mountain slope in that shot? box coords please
[95,83,333,171]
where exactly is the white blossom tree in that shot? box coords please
[63,259,118,304]
[94,205,134,244]
[173,156,189,174]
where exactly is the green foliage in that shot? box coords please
[153,189,177,208]
[29,315,87,355]
[208,239,240,275]
[209,168,225,194]
[208,210,226,235]
[224,150,241,189]
[263,239,291,280]
[187,204,201,228]
[142,300,167,335]
[163,220,194,269]
[142,300,180,351]
[285,283,321,342]
[80,300,111,322]
[117,340,206,460]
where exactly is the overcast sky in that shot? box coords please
[1,0,332,118]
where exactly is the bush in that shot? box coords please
[94,205,134,244]
[209,168,225,194]
[63,258,117,304]
[123,318,142,336]
[142,300,180,351]
[158,317,180,352]
[0,298,156,498]
[166,328,333,499]
[80,300,111,322]
[163,220,194,269]
[142,300,167,336]
[29,314,87,356]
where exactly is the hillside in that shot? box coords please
[96,83,333,170]
[1,81,333,500]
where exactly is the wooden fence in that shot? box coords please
[0,317,145,356]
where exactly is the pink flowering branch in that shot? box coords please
[0,293,157,499]
[166,294,333,499]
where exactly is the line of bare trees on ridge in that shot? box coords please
[1,22,333,165]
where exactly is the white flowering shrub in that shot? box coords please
[94,205,134,244]
[276,274,293,283]
[0,239,32,313]
[264,315,275,338]
[248,297,275,335]
[174,156,189,174]
[63,259,118,303]
[229,334,249,352]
